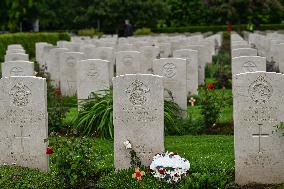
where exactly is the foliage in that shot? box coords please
[77,28,103,37]
[74,90,113,138]
[0,32,70,62]
[133,28,152,36]
[50,137,113,188]
[0,165,64,189]
[46,78,77,134]
[199,86,225,130]
[164,100,183,135]
[0,135,236,188]
[74,89,182,138]
[97,135,234,188]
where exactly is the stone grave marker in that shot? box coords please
[0,76,48,171]
[232,56,266,76]
[140,46,160,73]
[59,52,84,96]
[2,61,34,77]
[233,71,284,185]
[173,49,199,95]
[7,44,23,51]
[232,48,258,58]
[5,53,29,62]
[46,48,69,87]
[116,51,142,76]
[77,59,110,102]
[153,58,187,114]
[113,74,164,169]
[91,47,114,82]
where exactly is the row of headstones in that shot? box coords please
[247,31,284,72]
[36,33,223,111]
[231,33,284,185]
[1,65,283,185]
[2,45,34,77]
[231,33,266,76]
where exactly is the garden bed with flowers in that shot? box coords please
[0,135,235,188]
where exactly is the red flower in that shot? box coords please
[227,22,232,32]
[54,88,61,96]
[46,146,53,155]
[174,173,179,177]
[207,83,214,89]
[132,168,145,181]
[159,169,166,175]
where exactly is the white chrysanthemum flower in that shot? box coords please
[123,140,132,149]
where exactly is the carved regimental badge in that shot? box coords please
[242,61,257,72]
[9,82,32,107]
[163,63,176,78]
[125,79,150,105]
[249,76,273,104]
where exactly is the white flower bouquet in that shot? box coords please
[150,152,190,183]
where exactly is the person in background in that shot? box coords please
[124,20,133,37]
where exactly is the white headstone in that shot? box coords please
[2,61,34,77]
[5,53,29,62]
[0,76,48,171]
[59,52,84,96]
[77,59,110,101]
[113,74,164,170]
[173,49,199,95]
[140,46,160,73]
[232,48,258,58]
[153,58,187,113]
[232,56,266,76]
[115,51,142,76]
[233,71,284,185]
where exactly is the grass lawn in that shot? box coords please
[0,135,235,188]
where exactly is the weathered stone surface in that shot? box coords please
[59,52,84,96]
[153,58,187,114]
[5,53,29,62]
[140,46,160,73]
[233,71,284,185]
[2,61,34,77]
[115,51,142,76]
[0,76,48,171]
[232,56,266,76]
[113,74,164,170]
[232,48,258,58]
[77,59,110,100]
[173,49,199,95]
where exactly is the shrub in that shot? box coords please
[77,28,103,37]
[134,28,152,36]
[74,89,183,138]
[50,137,112,188]
[46,77,77,134]
[199,85,225,131]
[0,32,70,62]
[74,90,113,138]
[0,165,64,189]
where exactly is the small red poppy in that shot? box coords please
[46,146,53,155]
[207,83,214,89]
[159,169,166,175]
[54,88,61,96]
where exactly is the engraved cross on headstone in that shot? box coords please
[14,125,31,152]
[252,123,269,153]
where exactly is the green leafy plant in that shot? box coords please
[74,90,113,138]
[199,84,225,131]
[74,89,183,138]
[0,32,70,62]
[77,28,103,37]
[51,137,104,188]
[134,28,152,36]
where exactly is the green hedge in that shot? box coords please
[0,32,70,62]
[153,24,284,34]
